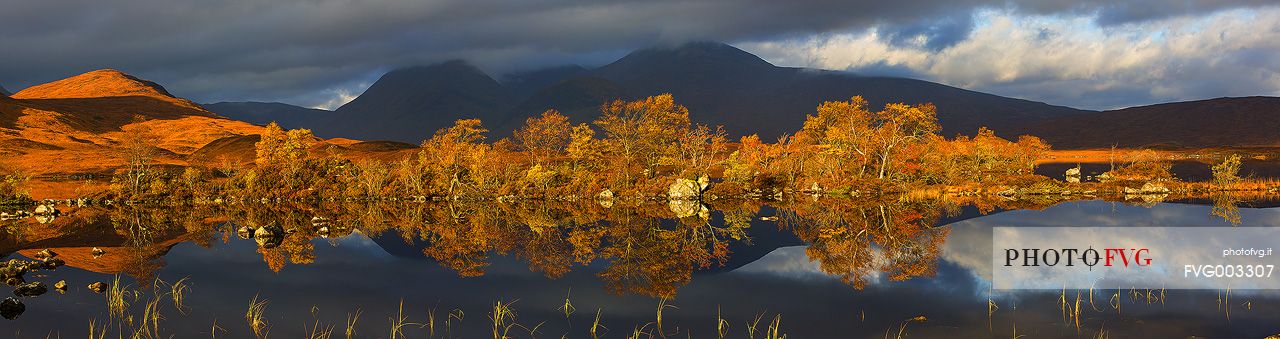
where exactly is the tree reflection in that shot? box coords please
[1210,193,1243,226]
[8,192,1249,297]
[775,198,950,289]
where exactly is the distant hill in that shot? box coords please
[204,101,334,130]
[1011,97,1280,149]
[582,42,1088,140]
[0,85,9,97]
[7,69,248,140]
[312,42,1089,143]
[14,69,200,107]
[1,69,446,199]
[317,61,513,142]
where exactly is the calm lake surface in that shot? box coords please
[3,199,1280,338]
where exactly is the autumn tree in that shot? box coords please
[254,122,287,165]
[420,119,489,197]
[468,138,522,194]
[871,103,940,179]
[1104,149,1173,182]
[670,124,729,178]
[0,161,29,204]
[394,157,426,196]
[1212,154,1242,188]
[181,167,206,199]
[563,123,604,193]
[724,134,765,184]
[120,119,158,197]
[794,97,941,184]
[794,97,876,186]
[523,164,557,192]
[594,94,692,187]
[255,122,314,176]
[724,134,787,190]
[514,110,572,165]
[1014,135,1050,170]
[354,159,391,197]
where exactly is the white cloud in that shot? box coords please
[741,8,1280,110]
[313,84,368,110]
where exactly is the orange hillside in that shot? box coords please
[1,69,265,198]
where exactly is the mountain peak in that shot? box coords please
[341,60,503,110]
[325,59,511,141]
[611,41,774,70]
[12,69,177,100]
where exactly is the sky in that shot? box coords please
[1,0,1277,111]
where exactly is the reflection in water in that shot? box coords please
[67,197,988,296]
[775,199,951,289]
[2,196,1280,337]
[1211,193,1243,225]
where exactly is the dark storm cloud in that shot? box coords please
[1009,0,1280,25]
[0,0,1269,108]
[882,15,976,51]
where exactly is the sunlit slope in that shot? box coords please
[0,70,263,190]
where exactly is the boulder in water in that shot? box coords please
[36,258,64,270]
[0,260,30,284]
[13,282,46,297]
[87,282,109,293]
[1065,166,1081,183]
[0,297,24,320]
[34,249,57,260]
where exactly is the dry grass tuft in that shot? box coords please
[245,294,270,338]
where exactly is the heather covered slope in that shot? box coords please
[0,70,264,197]
[1011,97,1280,149]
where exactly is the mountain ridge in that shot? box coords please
[204,101,334,130]
[1011,96,1280,149]
[298,41,1090,143]
[318,60,513,141]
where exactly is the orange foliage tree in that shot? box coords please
[594,94,693,188]
[419,119,491,197]
[514,110,572,166]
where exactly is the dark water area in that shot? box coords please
[2,199,1280,338]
